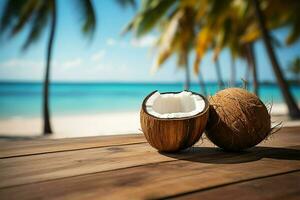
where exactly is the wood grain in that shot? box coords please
[0,127,299,200]
[1,134,299,188]
[0,134,145,158]
[171,171,300,200]
[0,142,169,188]
[0,149,299,199]
[0,127,298,159]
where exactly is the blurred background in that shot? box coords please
[0,0,300,138]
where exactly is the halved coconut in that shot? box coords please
[140,91,209,152]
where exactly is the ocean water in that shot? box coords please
[0,82,300,119]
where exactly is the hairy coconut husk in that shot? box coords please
[140,91,209,152]
[205,88,271,151]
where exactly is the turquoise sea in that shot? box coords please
[0,82,300,119]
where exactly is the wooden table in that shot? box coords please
[0,127,299,199]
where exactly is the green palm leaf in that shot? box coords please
[22,1,51,50]
[76,0,96,38]
[123,0,175,37]
[11,0,40,36]
[0,0,25,35]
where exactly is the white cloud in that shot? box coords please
[106,38,117,46]
[0,58,44,81]
[0,59,43,68]
[131,34,157,48]
[0,58,83,70]
[61,58,82,69]
[105,36,157,48]
[91,50,106,62]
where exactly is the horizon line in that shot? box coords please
[0,80,281,85]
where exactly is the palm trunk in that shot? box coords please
[198,72,207,96]
[245,60,250,89]
[247,43,259,96]
[184,55,190,90]
[252,0,300,118]
[43,0,57,134]
[230,54,236,87]
[215,58,224,89]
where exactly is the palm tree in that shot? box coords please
[198,71,207,95]
[214,57,225,89]
[126,0,300,118]
[246,42,259,95]
[157,7,195,91]
[206,41,225,90]
[230,53,236,87]
[288,57,300,83]
[124,1,195,90]
[0,0,96,134]
[251,0,300,118]
[193,0,245,89]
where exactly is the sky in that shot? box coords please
[0,0,300,83]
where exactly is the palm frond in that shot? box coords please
[152,49,172,74]
[11,0,40,36]
[194,27,211,74]
[76,0,96,38]
[240,23,260,43]
[151,9,182,72]
[208,0,231,25]
[133,0,175,37]
[286,20,300,45]
[115,0,136,9]
[0,0,25,35]
[22,1,51,50]
[121,14,140,35]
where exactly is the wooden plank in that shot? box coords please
[0,149,299,200]
[0,134,146,158]
[0,141,217,188]
[260,126,300,147]
[202,126,300,148]
[171,171,300,200]
[0,142,168,188]
[0,126,298,159]
[0,127,299,188]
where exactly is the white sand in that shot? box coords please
[0,111,141,138]
[0,103,299,138]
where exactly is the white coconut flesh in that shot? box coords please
[145,91,206,118]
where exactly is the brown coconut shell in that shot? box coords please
[140,91,209,152]
[205,88,271,151]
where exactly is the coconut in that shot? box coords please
[205,88,271,151]
[140,90,209,152]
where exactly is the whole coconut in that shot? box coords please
[205,88,271,151]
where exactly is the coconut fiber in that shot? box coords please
[205,88,271,151]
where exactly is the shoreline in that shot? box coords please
[0,103,300,139]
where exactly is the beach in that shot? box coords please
[0,103,299,138]
[0,111,141,138]
[1,82,300,138]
